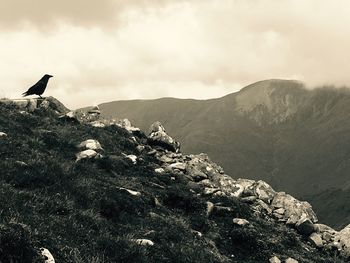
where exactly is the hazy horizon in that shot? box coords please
[1,0,350,109]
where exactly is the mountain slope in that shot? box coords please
[0,97,348,262]
[97,80,350,229]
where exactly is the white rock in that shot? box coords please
[126,154,137,164]
[285,258,298,263]
[155,168,165,174]
[269,256,281,263]
[78,139,103,151]
[118,187,141,197]
[336,224,350,257]
[0,132,7,137]
[76,149,100,162]
[309,233,323,248]
[232,218,250,226]
[40,248,55,263]
[133,239,154,246]
[90,121,105,128]
[169,162,186,170]
[206,201,214,217]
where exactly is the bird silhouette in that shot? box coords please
[22,74,53,98]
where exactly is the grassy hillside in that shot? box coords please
[97,80,350,229]
[0,99,345,262]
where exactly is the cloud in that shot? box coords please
[1,0,350,108]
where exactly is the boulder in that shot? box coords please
[309,233,323,248]
[78,139,103,151]
[336,224,350,258]
[117,119,140,133]
[40,248,55,263]
[245,180,275,204]
[232,218,250,226]
[76,149,101,162]
[269,256,281,263]
[295,218,315,236]
[148,122,180,152]
[271,192,318,224]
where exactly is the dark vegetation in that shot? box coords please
[0,100,343,262]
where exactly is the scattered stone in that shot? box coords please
[0,132,7,137]
[147,149,157,155]
[274,208,285,215]
[159,155,175,163]
[78,139,103,151]
[190,229,203,237]
[269,256,281,263]
[285,258,298,263]
[309,233,323,248]
[132,239,154,246]
[117,119,140,133]
[76,149,101,162]
[118,187,141,197]
[125,154,137,164]
[155,168,165,174]
[15,161,28,167]
[136,145,145,153]
[40,248,55,263]
[232,218,250,226]
[241,196,257,203]
[169,162,186,170]
[203,187,220,195]
[245,180,276,204]
[90,121,105,128]
[206,201,214,217]
[148,121,180,152]
[295,218,315,236]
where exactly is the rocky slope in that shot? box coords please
[0,97,349,262]
[95,79,350,229]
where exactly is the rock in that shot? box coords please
[256,199,273,214]
[0,132,7,137]
[117,119,140,133]
[148,122,180,152]
[59,111,80,123]
[271,192,318,224]
[168,162,186,170]
[78,139,103,151]
[295,218,315,236]
[314,224,337,234]
[76,149,101,162]
[309,233,323,248]
[125,154,137,164]
[203,187,220,195]
[232,218,250,226]
[118,187,141,197]
[197,179,214,188]
[136,145,145,153]
[206,201,214,217]
[132,239,154,246]
[241,196,257,203]
[40,248,55,263]
[245,180,276,204]
[90,121,105,128]
[155,168,165,174]
[269,256,281,263]
[274,208,285,215]
[212,174,244,197]
[190,229,203,237]
[336,224,350,257]
[159,155,175,163]
[15,161,28,167]
[285,258,298,263]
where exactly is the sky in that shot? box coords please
[1,0,350,109]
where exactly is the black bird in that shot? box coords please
[22,74,53,98]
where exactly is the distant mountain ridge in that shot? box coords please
[96,79,350,228]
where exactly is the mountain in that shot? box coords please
[97,79,350,229]
[0,97,349,262]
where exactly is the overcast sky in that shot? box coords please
[1,0,350,109]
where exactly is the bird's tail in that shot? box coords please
[22,92,28,97]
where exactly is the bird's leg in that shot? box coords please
[39,95,43,99]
